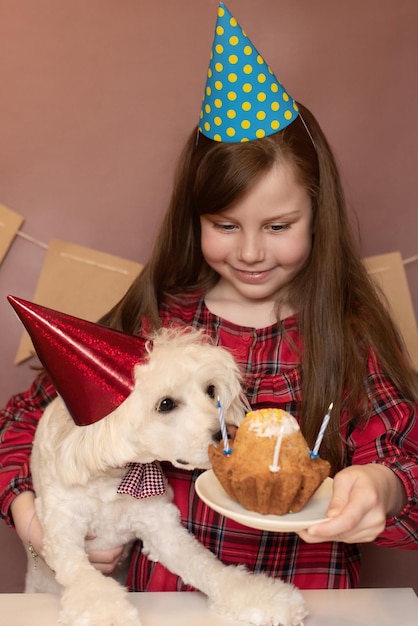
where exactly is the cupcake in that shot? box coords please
[208,408,330,515]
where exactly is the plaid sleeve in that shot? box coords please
[348,350,418,548]
[0,372,57,526]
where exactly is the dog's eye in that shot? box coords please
[206,384,216,399]
[157,397,178,413]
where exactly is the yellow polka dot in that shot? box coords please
[241,120,251,129]
[243,64,253,74]
[218,6,225,17]
[205,104,211,114]
[271,83,279,93]
[226,127,236,137]
[271,101,280,111]
[227,91,237,101]
[228,73,237,83]
[230,17,237,27]
[271,120,280,130]
[229,35,239,46]
[199,110,203,119]
[229,54,238,64]
[207,68,212,78]
[215,44,224,54]
[244,45,252,55]
[283,92,290,102]
[242,101,251,111]
[214,116,222,126]
[293,102,299,112]
[284,110,292,120]
[214,98,222,108]
[214,80,223,90]
[256,111,266,120]
[204,122,211,131]
[206,86,211,96]
[216,26,224,36]
[241,137,250,142]
[214,133,222,141]
[257,55,264,64]
[242,83,252,93]
[257,92,267,102]
[215,62,223,72]
[227,109,236,119]
[258,73,266,83]
[256,129,266,138]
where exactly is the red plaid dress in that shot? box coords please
[1,292,418,590]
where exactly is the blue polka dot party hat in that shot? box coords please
[199,3,299,142]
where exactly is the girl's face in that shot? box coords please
[200,162,313,306]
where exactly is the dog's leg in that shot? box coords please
[134,497,307,626]
[39,508,141,626]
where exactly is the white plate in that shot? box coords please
[195,470,333,532]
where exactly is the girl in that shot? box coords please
[2,103,418,591]
[1,2,418,592]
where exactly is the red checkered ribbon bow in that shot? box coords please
[117,462,166,499]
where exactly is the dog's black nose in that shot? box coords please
[213,426,237,444]
[213,430,222,443]
[213,430,232,443]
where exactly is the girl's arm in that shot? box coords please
[0,372,56,526]
[299,352,418,545]
[10,491,42,557]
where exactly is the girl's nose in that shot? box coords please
[237,234,265,264]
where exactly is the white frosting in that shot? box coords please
[246,409,300,474]
[247,409,299,438]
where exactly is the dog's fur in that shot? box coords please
[26,327,306,626]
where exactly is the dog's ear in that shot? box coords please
[223,391,247,427]
[211,350,247,427]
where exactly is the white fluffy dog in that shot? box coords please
[26,327,306,626]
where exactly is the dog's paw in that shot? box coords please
[59,576,141,626]
[210,570,307,626]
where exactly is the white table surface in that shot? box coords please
[1,588,417,626]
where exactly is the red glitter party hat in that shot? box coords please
[8,295,145,426]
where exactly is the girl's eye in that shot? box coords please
[213,223,237,231]
[268,224,290,232]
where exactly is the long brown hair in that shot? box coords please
[101,103,418,470]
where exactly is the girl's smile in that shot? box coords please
[200,162,313,324]
[231,267,275,283]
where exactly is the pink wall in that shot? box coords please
[0,0,417,592]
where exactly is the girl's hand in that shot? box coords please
[85,538,126,575]
[298,463,407,544]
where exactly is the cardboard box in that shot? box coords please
[14,239,142,363]
[364,251,418,370]
[0,204,24,266]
